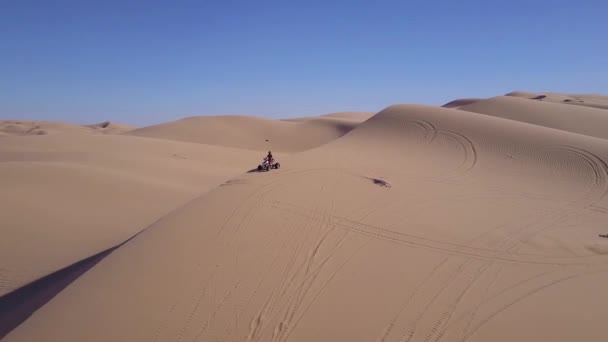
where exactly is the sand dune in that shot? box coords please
[285,112,373,122]
[506,91,608,110]
[0,120,90,136]
[319,111,375,121]
[126,115,363,152]
[84,121,137,134]
[456,95,608,140]
[0,120,136,137]
[441,98,483,109]
[0,133,260,299]
[5,100,608,341]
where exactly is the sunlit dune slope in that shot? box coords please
[456,95,608,140]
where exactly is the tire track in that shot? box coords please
[430,267,576,342]
[271,200,608,266]
[422,261,492,342]
[400,258,475,342]
[154,182,279,341]
[271,190,345,342]
[150,263,203,342]
[249,189,327,342]
[152,183,277,342]
[275,192,377,342]
[218,213,302,342]
[542,145,608,203]
[458,263,503,340]
[190,280,241,342]
[173,268,218,342]
[377,257,452,342]
[246,187,325,342]
[400,119,478,181]
[272,229,350,342]
[404,119,438,143]
[500,145,608,254]
[370,143,606,341]
[434,130,478,181]
[457,268,608,342]
[281,236,373,342]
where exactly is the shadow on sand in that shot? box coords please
[0,235,138,339]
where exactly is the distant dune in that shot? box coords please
[456,95,608,140]
[506,91,608,110]
[84,121,137,134]
[441,98,483,109]
[126,115,364,152]
[285,112,373,122]
[0,120,136,137]
[320,111,375,120]
[3,97,608,342]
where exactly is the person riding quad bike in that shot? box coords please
[264,151,274,164]
[257,151,280,171]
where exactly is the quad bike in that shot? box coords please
[257,158,280,172]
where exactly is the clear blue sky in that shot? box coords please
[1,0,606,126]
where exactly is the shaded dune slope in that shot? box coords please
[0,237,131,340]
[126,115,362,152]
[7,105,608,341]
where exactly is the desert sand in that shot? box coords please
[0,120,136,137]
[2,92,608,341]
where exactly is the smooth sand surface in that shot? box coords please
[3,97,608,341]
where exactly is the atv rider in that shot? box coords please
[264,151,274,165]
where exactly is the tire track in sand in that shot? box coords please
[451,268,608,342]
[246,182,328,342]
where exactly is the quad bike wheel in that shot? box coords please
[274,163,280,169]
